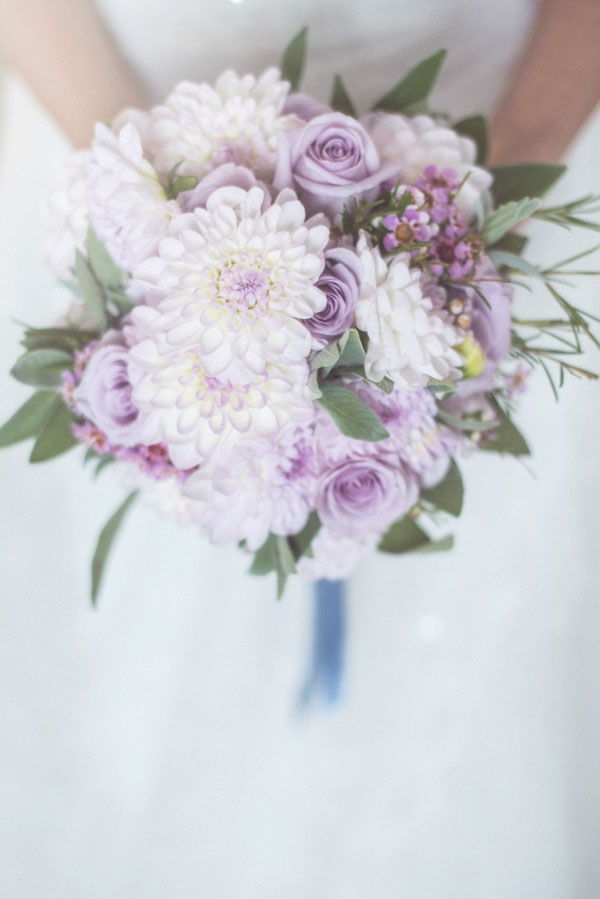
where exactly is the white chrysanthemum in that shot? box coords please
[355,237,463,389]
[41,150,90,279]
[147,68,293,181]
[183,426,315,549]
[128,319,313,469]
[364,112,492,221]
[297,527,379,581]
[86,122,180,272]
[131,185,329,383]
[119,463,206,528]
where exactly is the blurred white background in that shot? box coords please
[0,2,599,895]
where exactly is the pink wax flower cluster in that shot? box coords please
[9,39,593,600]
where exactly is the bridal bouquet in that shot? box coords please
[2,31,598,600]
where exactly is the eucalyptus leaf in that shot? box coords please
[490,163,566,205]
[483,197,540,245]
[488,251,543,279]
[280,26,308,91]
[0,390,58,448]
[374,49,446,112]
[22,326,97,353]
[318,382,389,442]
[310,339,344,372]
[75,250,107,331]
[437,408,499,432]
[453,115,488,165]
[91,491,139,605]
[86,228,126,288]
[330,74,357,117]
[421,459,464,516]
[29,398,78,463]
[334,329,365,368]
[379,515,430,554]
[11,348,73,388]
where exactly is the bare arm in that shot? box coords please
[489,0,600,165]
[0,0,146,147]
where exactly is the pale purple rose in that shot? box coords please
[74,343,140,446]
[306,247,360,344]
[274,112,394,217]
[315,456,417,537]
[470,259,513,362]
[182,164,271,212]
[283,93,332,122]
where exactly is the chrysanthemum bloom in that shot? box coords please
[146,69,294,181]
[355,237,463,388]
[86,123,180,272]
[42,150,90,278]
[183,425,315,549]
[364,112,492,222]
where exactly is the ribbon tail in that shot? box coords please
[298,579,346,709]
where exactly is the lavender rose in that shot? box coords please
[469,259,513,362]
[182,164,271,212]
[274,112,393,217]
[316,456,417,537]
[306,247,361,344]
[74,343,140,446]
[283,93,332,122]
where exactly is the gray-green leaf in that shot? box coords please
[453,115,488,165]
[420,459,464,516]
[437,408,499,432]
[379,515,430,554]
[91,491,139,605]
[374,49,446,112]
[318,382,389,442]
[11,348,73,388]
[487,250,543,279]
[334,328,366,368]
[330,74,357,117]
[0,390,58,448]
[480,416,530,456]
[29,397,78,463]
[490,163,566,206]
[280,26,308,91]
[75,250,107,331]
[86,227,126,287]
[483,197,540,245]
[171,175,198,197]
[289,511,321,562]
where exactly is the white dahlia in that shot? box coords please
[41,149,90,279]
[86,122,180,272]
[364,112,492,221]
[183,425,315,549]
[128,320,313,469]
[355,237,463,389]
[146,68,294,181]
[130,185,329,383]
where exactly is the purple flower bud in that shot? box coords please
[182,164,270,212]
[470,259,512,362]
[306,247,360,344]
[274,112,395,217]
[316,456,417,537]
[74,343,140,446]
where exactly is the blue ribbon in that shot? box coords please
[298,579,346,708]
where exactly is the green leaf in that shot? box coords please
[280,26,308,91]
[374,49,446,112]
[480,415,530,456]
[334,329,366,368]
[483,197,540,245]
[437,408,499,432]
[94,455,116,478]
[274,535,296,600]
[21,326,97,353]
[289,512,321,562]
[491,232,528,255]
[74,250,107,331]
[453,115,488,165]
[487,250,543,279]
[86,227,126,287]
[413,534,454,554]
[11,348,73,388]
[330,74,357,117]
[310,340,344,373]
[428,380,457,398]
[29,398,78,463]
[0,390,58,448]
[490,163,566,206]
[171,175,198,196]
[379,515,430,554]
[318,382,389,442]
[91,491,139,606]
[376,377,395,394]
[421,459,464,516]
[250,534,277,575]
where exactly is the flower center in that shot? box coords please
[216,260,271,313]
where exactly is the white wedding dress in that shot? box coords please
[1,2,599,896]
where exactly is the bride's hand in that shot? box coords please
[0,0,146,146]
